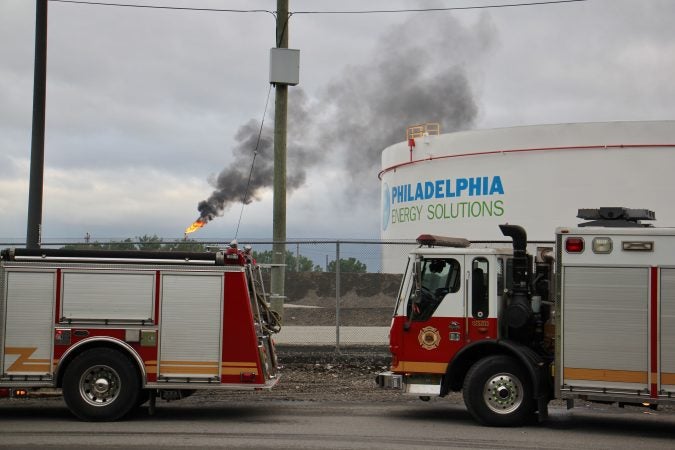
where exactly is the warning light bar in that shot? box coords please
[416,234,471,248]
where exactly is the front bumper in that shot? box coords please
[375,371,441,395]
[375,371,403,389]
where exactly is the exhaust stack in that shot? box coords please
[499,224,532,329]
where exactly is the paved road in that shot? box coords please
[1,396,674,449]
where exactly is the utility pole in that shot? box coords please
[26,0,48,249]
[270,0,289,317]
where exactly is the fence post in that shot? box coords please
[295,243,299,272]
[335,240,340,353]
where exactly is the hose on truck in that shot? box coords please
[252,275,282,335]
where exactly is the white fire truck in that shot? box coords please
[377,207,675,426]
[0,243,280,421]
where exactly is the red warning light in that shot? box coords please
[565,237,584,253]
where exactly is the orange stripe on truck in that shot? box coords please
[391,361,447,374]
[564,367,647,384]
[4,347,51,373]
[661,373,675,385]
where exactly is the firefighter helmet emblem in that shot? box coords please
[418,326,441,350]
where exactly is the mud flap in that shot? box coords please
[537,395,549,422]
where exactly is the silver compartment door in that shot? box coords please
[61,271,154,322]
[3,270,55,377]
[661,268,675,393]
[158,272,223,380]
[562,266,649,391]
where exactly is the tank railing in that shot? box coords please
[406,122,440,140]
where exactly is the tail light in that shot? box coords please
[13,389,28,398]
[240,372,257,383]
[565,237,584,253]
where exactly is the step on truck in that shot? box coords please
[0,242,280,421]
[377,207,675,426]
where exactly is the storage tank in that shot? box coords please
[380,121,675,272]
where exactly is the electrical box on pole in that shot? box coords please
[269,48,300,86]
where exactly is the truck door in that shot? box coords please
[467,256,496,341]
[397,255,466,373]
[158,272,224,381]
[2,269,55,378]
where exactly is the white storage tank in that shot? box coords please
[380,121,675,272]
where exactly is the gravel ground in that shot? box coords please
[184,345,675,417]
[186,345,461,405]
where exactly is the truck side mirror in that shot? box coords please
[412,259,424,313]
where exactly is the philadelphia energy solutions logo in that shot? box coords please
[382,182,391,231]
[383,176,505,231]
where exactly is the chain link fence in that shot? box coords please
[252,240,417,350]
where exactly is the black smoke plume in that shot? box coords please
[195,13,495,224]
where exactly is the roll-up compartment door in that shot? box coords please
[660,268,675,392]
[562,266,649,391]
[3,271,55,376]
[159,273,223,380]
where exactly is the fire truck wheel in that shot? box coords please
[462,355,533,427]
[62,348,140,421]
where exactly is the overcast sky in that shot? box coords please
[1,0,674,243]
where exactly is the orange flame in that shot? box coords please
[184,218,206,235]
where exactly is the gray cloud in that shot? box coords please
[3,0,675,240]
[195,11,495,223]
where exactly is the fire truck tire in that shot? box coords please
[462,355,534,427]
[62,348,140,421]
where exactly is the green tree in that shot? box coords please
[62,242,106,250]
[103,238,136,251]
[327,257,367,273]
[137,234,163,250]
[252,249,317,272]
[167,239,207,252]
[62,236,206,252]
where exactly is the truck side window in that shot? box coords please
[472,258,489,318]
[409,258,460,321]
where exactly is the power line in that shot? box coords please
[234,83,274,241]
[49,0,587,15]
[49,0,274,14]
[293,0,587,15]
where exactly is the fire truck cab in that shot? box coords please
[377,207,675,426]
[0,244,280,421]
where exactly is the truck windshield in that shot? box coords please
[408,257,461,321]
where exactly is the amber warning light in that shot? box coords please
[184,218,206,235]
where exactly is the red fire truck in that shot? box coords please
[0,243,280,421]
[377,207,675,426]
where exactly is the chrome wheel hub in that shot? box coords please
[483,372,523,414]
[79,365,121,407]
